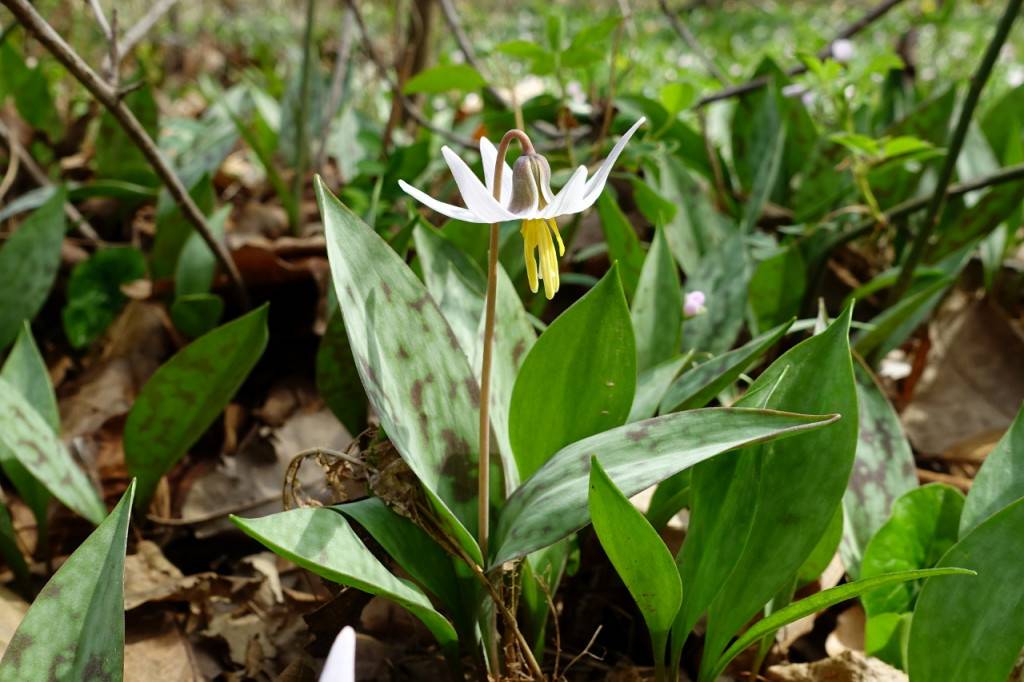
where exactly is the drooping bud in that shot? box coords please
[507,152,552,214]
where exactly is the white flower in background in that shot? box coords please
[684,291,706,317]
[319,626,356,682]
[399,117,646,299]
[831,39,856,63]
[1008,64,1024,88]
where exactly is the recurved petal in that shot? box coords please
[575,117,646,211]
[541,165,589,219]
[480,137,513,205]
[398,180,485,223]
[320,626,356,682]
[442,146,517,222]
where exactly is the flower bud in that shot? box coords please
[684,291,707,318]
[508,152,552,214]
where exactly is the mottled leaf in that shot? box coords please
[959,400,1024,537]
[748,246,805,335]
[0,481,134,682]
[0,190,66,350]
[232,507,459,657]
[62,247,146,349]
[125,305,269,506]
[493,407,838,567]
[630,353,692,422]
[682,232,749,355]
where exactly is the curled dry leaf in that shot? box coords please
[766,650,906,682]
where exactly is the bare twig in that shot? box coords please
[0,120,101,240]
[889,0,1022,302]
[113,0,179,67]
[315,4,355,174]
[2,0,249,307]
[86,0,112,41]
[438,0,509,107]
[0,133,19,203]
[695,0,907,107]
[345,0,476,149]
[658,0,728,83]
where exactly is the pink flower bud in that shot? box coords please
[684,291,706,318]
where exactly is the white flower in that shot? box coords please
[831,39,855,63]
[399,117,646,298]
[319,626,356,682]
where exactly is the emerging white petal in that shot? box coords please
[480,137,513,206]
[442,146,518,222]
[398,180,482,222]
[541,165,589,219]
[576,117,647,211]
[320,626,356,682]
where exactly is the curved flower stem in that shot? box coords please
[478,129,534,560]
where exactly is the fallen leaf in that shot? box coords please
[765,650,906,682]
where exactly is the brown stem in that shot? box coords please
[1,0,249,308]
[438,0,509,108]
[658,0,728,83]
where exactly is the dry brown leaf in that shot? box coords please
[766,650,905,682]
[124,614,198,682]
[0,586,28,657]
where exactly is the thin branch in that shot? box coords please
[113,0,179,66]
[695,0,907,107]
[0,120,101,241]
[0,132,19,203]
[1,0,249,307]
[889,0,1022,302]
[345,0,476,150]
[86,0,112,41]
[437,0,508,107]
[658,0,728,83]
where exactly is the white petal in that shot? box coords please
[442,146,516,222]
[480,137,513,205]
[398,180,485,223]
[541,165,589,219]
[320,626,356,682]
[577,117,646,210]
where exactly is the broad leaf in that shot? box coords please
[0,378,105,524]
[852,275,952,359]
[682,232,749,355]
[660,319,792,413]
[631,227,682,372]
[62,247,146,349]
[705,567,974,682]
[909,498,1024,682]
[596,193,645,298]
[125,305,269,506]
[509,266,635,480]
[959,400,1024,537]
[841,361,918,578]
[316,306,369,437]
[0,323,58,529]
[860,484,964,616]
[589,457,681,668]
[316,178,484,559]
[0,481,135,682]
[403,64,486,95]
[693,306,858,676]
[630,353,691,422]
[232,507,459,657]
[493,407,838,567]
[174,205,229,298]
[748,245,805,335]
[0,190,66,350]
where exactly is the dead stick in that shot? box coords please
[2,0,249,308]
[658,0,728,83]
[438,0,509,107]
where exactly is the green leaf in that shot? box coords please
[659,82,696,118]
[151,175,215,280]
[0,481,135,682]
[682,232,749,355]
[403,64,486,95]
[841,362,918,578]
[797,504,843,584]
[705,567,974,682]
[650,154,730,273]
[740,124,786,234]
[645,468,690,530]
[174,205,229,298]
[660,318,792,413]
[632,228,682,372]
[0,42,61,141]
[595,193,645,299]
[589,456,681,667]
[0,189,66,350]
[493,40,551,61]
[630,353,692,422]
[908,497,1024,682]
[731,59,784,193]
[509,266,636,480]
[748,245,805,335]
[232,507,458,657]
[860,484,964,615]
[852,275,952,358]
[169,293,224,339]
[959,401,1024,537]
[62,247,146,349]
[691,306,858,677]
[0,323,58,530]
[493,407,838,567]
[95,85,159,186]
[337,498,462,616]
[316,306,368,437]
[930,179,1024,260]
[316,178,483,559]
[0,378,105,524]
[125,305,269,506]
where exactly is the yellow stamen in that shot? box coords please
[520,219,562,299]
